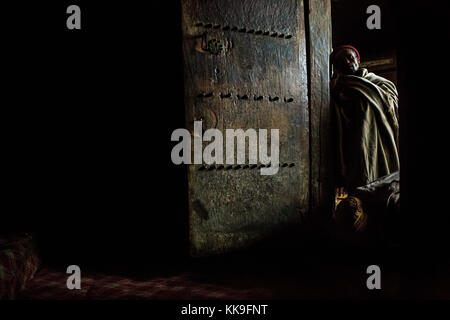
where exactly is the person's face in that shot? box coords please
[335,48,359,75]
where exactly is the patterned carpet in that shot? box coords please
[18,267,272,300]
[2,234,450,300]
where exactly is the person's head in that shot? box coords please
[332,45,360,75]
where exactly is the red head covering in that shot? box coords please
[331,45,360,64]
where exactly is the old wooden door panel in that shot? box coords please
[308,0,334,215]
[182,0,310,256]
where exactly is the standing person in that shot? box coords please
[331,45,399,195]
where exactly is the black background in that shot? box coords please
[3,1,188,269]
[2,0,450,286]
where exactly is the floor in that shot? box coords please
[18,248,450,300]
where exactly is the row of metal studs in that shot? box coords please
[197,92,294,103]
[198,163,296,171]
[195,22,293,40]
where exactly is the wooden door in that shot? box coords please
[181,0,332,256]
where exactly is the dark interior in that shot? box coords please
[2,0,450,300]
